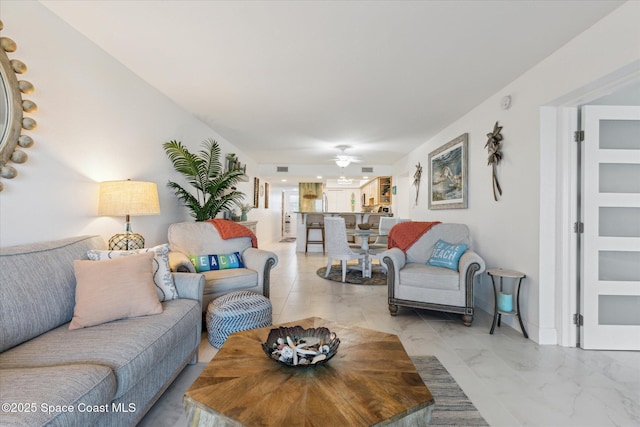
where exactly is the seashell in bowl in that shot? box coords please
[261,326,340,367]
[357,223,372,230]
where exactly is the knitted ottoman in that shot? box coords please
[206,290,272,348]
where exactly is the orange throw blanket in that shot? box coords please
[388,221,441,253]
[206,219,258,248]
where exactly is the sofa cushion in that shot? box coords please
[202,268,259,297]
[87,244,178,301]
[0,298,200,399]
[70,252,163,330]
[0,236,107,352]
[0,364,116,427]
[427,239,468,270]
[189,252,245,272]
[398,263,460,291]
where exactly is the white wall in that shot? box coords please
[0,2,272,248]
[391,1,640,344]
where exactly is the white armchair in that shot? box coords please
[168,221,278,311]
[381,223,485,326]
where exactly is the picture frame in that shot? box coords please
[428,133,468,210]
[253,177,260,208]
[264,182,270,209]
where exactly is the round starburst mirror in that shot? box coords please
[0,19,37,192]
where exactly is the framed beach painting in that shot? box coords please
[428,133,468,210]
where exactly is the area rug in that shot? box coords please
[139,355,487,426]
[316,266,386,285]
[412,355,489,426]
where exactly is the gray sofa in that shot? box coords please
[0,235,205,427]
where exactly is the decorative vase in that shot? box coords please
[241,212,247,221]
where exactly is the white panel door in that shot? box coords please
[581,105,640,350]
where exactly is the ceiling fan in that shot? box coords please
[332,145,362,168]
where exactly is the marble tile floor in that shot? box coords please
[140,241,640,427]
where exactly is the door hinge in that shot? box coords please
[573,313,584,326]
[574,130,584,142]
[573,222,584,233]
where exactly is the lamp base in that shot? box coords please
[109,233,145,250]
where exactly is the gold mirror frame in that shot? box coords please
[0,20,37,192]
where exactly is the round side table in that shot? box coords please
[487,268,528,338]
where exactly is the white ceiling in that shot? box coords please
[42,0,624,180]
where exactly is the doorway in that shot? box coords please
[578,105,640,350]
[540,71,640,349]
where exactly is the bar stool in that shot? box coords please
[305,213,325,254]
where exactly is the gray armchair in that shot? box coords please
[168,221,278,311]
[381,223,485,326]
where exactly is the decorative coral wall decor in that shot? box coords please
[413,162,422,206]
[485,121,503,201]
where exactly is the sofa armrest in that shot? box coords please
[173,272,205,303]
[172,272,204,364]
[242,248,279,298]
[169,251,196,273]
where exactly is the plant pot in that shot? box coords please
[241,213,247,221]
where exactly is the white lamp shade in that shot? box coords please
[98,180,160,216]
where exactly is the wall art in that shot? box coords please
[253,177,260,208]
[428,133,468,210]
[413,163,422,206]
[485,121,503,201]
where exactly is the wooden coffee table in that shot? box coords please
[184,317,434,426]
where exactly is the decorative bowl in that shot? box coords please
[261,326,340,367]
[357,223,372,230]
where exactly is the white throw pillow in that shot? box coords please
[87,243,178,301]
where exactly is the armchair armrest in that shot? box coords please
[169,251,196,273]
[172,272,205,302]
[458,250,486,277]
[381,247,406,285]
[242,248,279,298]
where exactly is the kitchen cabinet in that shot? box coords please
[361,177,392,206]
[378,177,392,205]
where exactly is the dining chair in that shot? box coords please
[338,214,357,244]
[369,217,410,250]
[323,217,366,282]
[369,218,411,271]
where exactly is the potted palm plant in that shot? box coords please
[163,138,246,221]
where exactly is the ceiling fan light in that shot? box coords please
[335,158,351,168]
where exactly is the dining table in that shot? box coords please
[347,229,384,278]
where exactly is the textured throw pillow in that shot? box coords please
[189,252,245,273]
[70,252,163,330]
[426,239,468,270]
[87,244,178,301]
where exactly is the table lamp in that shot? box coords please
[98,180,161,250]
